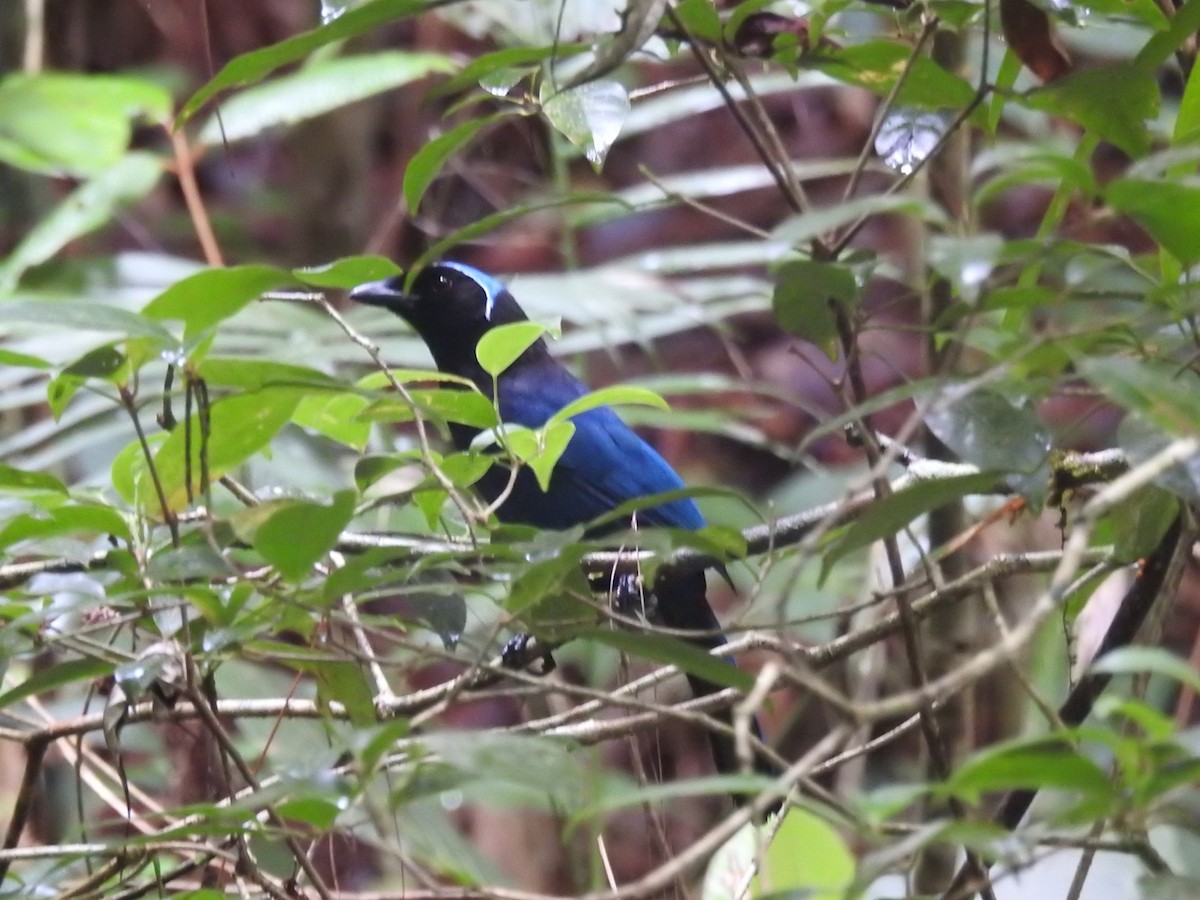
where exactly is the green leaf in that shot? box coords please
[1110,485,1179,564]
[1134,0,1200,73]
[143,265,292,340]
[547,385,670,427]
[0,73,170,176]
[946,740,1116,804]
[436,44,586,96]
[674,0,724,42]
[357,368,472,391]
[1091,646,1200,695]
[63,345,128,379]
[146,545,231,583]
[312,659,377,727]
[197,357,343,392]
[771,193,946,246]
[293,255,401,289]
[178,0,434,123]
[505,421,576,491]
[353,453,412,493]
[293,392,372,450]
[412,487,449,529]
[0,152,163,292]
[0,348,52,369]
[404,117,497,214]
[928,232,1005,305]
[820,472,1001,583]
[972,150,1095,211]
[1118,413,1200,503]
[541,79,631,169]
[418,731,589,809]
[1175,44,1200,143]
[111,436,160,506]
[1079,356,1200,437]
[0,501,131,549]
[505,540,590,621]
[476,321,552,377]
[275,796,342,830]
[361,388,499,430]
[771,259,858,349]
[198,51,455,145]
[47,345,129,418]
[142,389,302,512]
[0,657,114,709]
[1141,876,1200,899]
[1107,178,1200,266]
[1095,696,1176,742]
[579,627,755,692]
[574,773,772,821]
[1023,65,1159,159]
[0,299,175,345]
[436,451,493,490]
[252,490,358,581]
[815,41,976,109]
[928,0,985,27]
[924,390,1052,495]
[356,719,413,774]
[0,462,67,494]
[1083,0,1167,28]
[751,807,856,899]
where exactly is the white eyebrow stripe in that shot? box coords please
[440,260,504,320]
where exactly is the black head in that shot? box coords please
[351,261,539,376]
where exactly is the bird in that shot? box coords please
[350,261,775,806]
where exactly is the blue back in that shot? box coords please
[487,357,705,534]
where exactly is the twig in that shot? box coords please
[841,15,940,203]
[0,546,1103,752]
[167,125,223,266]
[320,296,483,541]
[182,671,331,899]
[118,385,178,548]
[664,6,805,216]
[0,738,48,880]
[857,439,1197,731]
[0,446,1133,595]
[828,0,993,258]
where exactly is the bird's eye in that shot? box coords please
[436,273,451,290]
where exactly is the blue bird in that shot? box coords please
[351,261,774,802]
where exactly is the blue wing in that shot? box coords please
[488,361,765,786]
[489,363,705,533]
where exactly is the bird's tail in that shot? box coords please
[654,570,779,812]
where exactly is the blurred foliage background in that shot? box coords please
[2,0,1200,898]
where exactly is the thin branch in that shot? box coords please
[0,545,1106,752]
[320,296,483,541]
[0,447,1134,595]
[841,15,940,202]
[118,385,178,547]
[664,5,806,216]
[828,0,993,258]
[0,738,48,881]
[854,438,1197,728]
[167,124,223,267]
[182,671,331,899]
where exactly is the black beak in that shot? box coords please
[349,278,411,312]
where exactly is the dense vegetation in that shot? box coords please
[1,1,1199,897]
